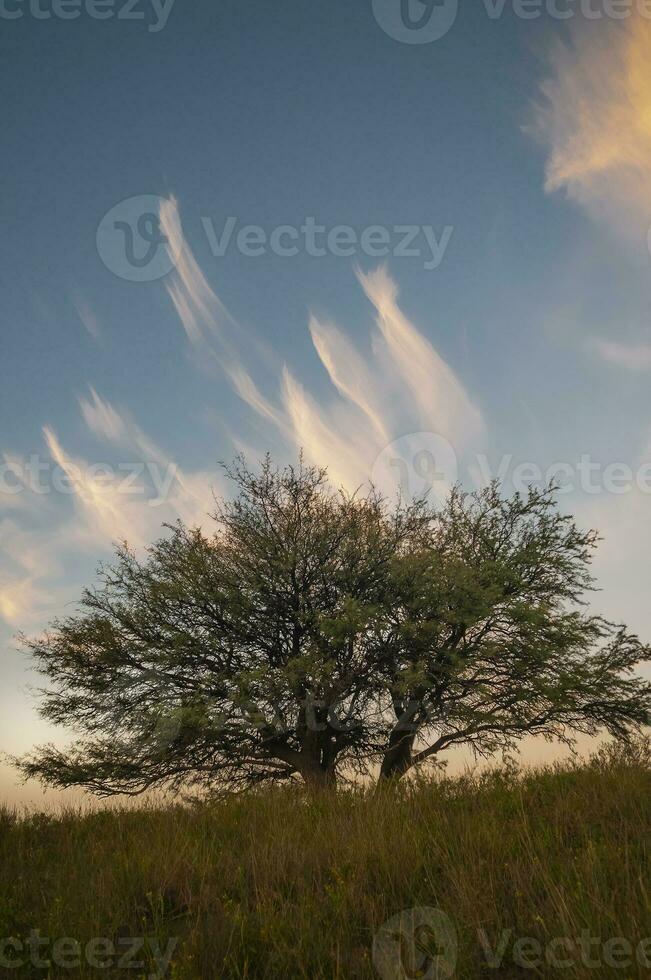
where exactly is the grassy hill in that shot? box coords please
[1,741,650,978]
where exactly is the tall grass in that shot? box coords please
[1,742,650,978]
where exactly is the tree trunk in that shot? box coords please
[378,729,416,782]
[297,712,338,791]
[378,698,422,783]
[301,762,337,792]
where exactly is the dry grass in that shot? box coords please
[1,742,650,978]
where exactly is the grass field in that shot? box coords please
[1,741,650,979]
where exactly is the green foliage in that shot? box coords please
[13,455,651,796]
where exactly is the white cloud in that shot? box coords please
[357,266,483,446]
[533,16,651,238]
[43,425,148,548]
[79,387,129,444]
[308,314,389,443]
[0,399,219,630]
[3,203,483,634]
[158,199,483,492]
[280,366,376,491]
[593,340,651,372]
[71,292,103,345]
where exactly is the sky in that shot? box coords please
[2,0,651,805]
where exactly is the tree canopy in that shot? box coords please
[15,455,650,795]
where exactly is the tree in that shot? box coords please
[376,483,650,780]
[14,457,650,796]
[16,456,424,794]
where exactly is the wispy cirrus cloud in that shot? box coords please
[532,26,651,643]
[71,292,103,345]
[532,15,651,372]
[593,340,651,372]
[160,196,236,352]
[2,198,482,629]
[533,15,651,236]
[79,386,131,444]
[0,395,219,629]
[357,266,482,446]
[0,519,62,626]
[75,390,219,529]
[158,197,483,492]
[278,268,483,491]
[79,387,178,483]
[159,197,284,428]
[308,314,389,444]
[43,425,144,546]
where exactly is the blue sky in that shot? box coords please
[2,0,651,803]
